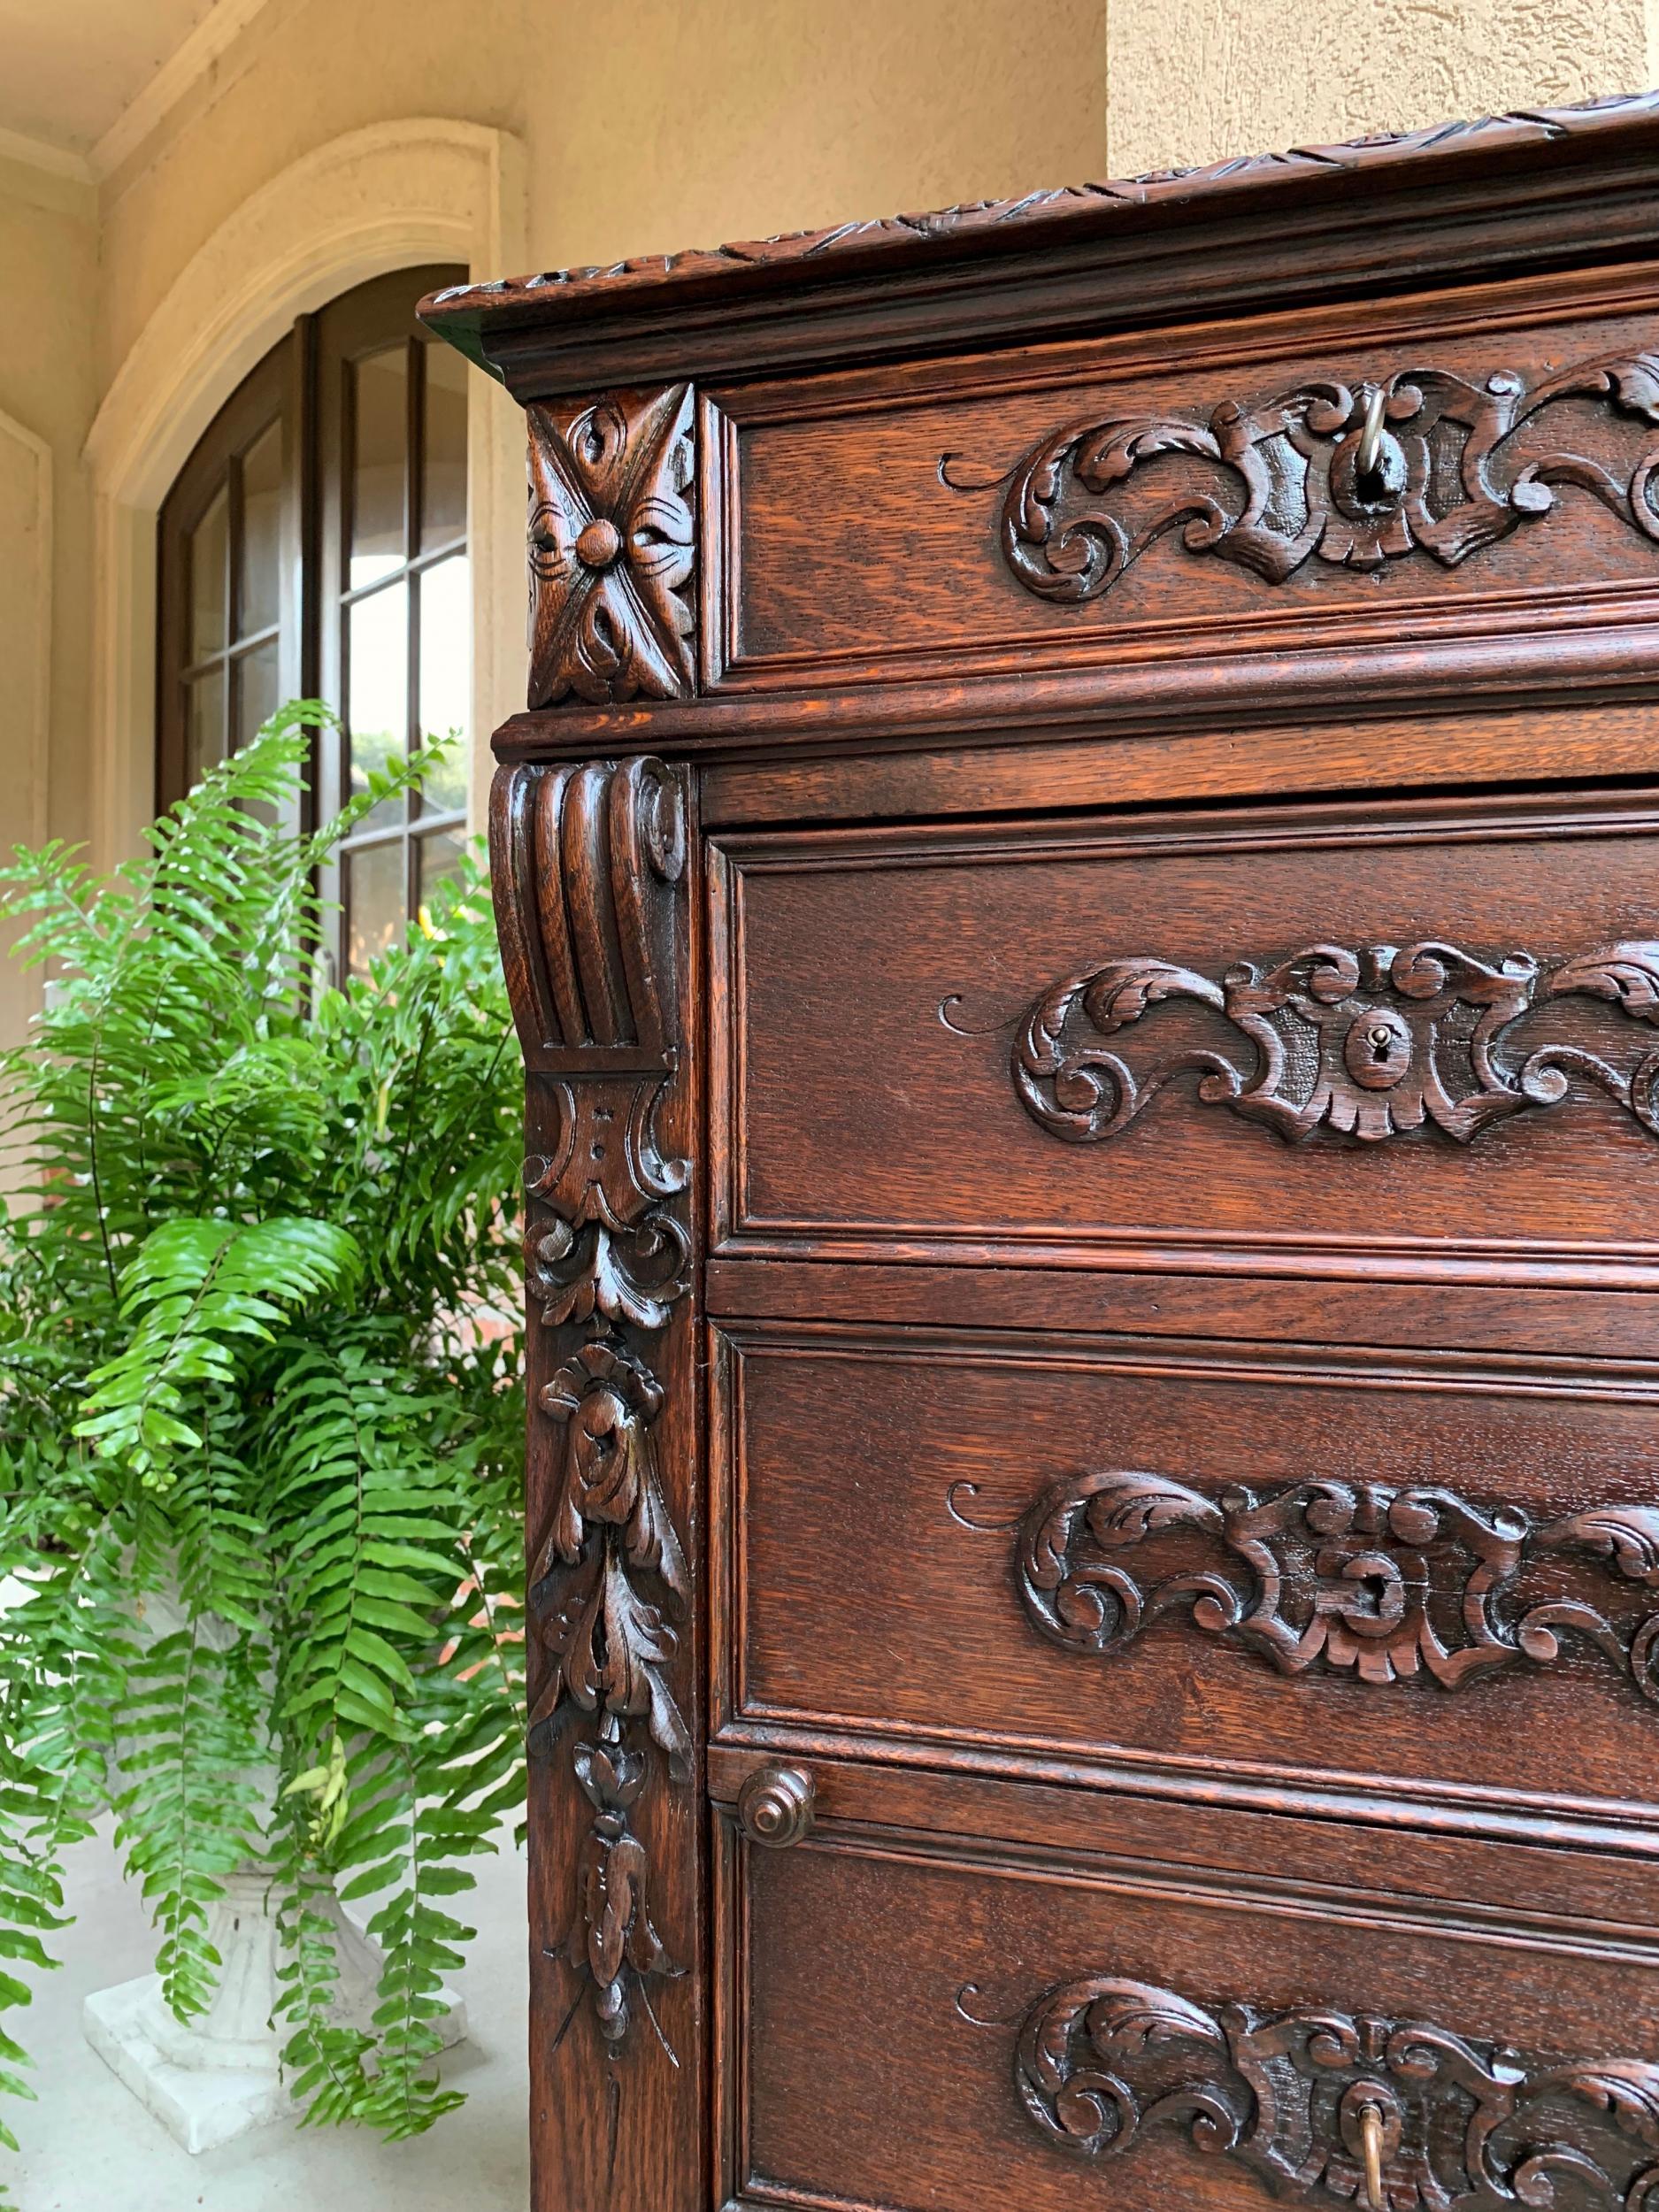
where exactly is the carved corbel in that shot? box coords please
[490,754,695,2081]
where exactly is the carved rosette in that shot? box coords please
[526,385,695,707]
[1007,1973,1659,2211]
[951,1470,1659,1697]
[998,938,1659,1148]
[490,755,692,2061]
[945,350,1659,603]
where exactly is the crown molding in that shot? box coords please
[422,89,1659,399]
[0,122,94,187]
[88,0,278,182]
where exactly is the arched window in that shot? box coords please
[156,264,469,978]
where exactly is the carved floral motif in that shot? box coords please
[526,386,695,707]
[1010,1973,1659,2211]
[490,757,693,2062]
[524,1082,689,1333]
[534,1341,687,2047]
[950,1469,1659,1697]
[947,353,1659,603]
[531,1340,690,1775]
[1010,938,1659,1148]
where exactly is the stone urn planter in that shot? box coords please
[81,1581,466,2153]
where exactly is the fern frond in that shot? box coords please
[79,1217,362,1483]
[0,716,524,2171]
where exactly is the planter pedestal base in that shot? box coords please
[82,1867,467,2153]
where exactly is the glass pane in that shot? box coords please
[346,840,405,978]
[350,345,407,588]
[416,826,466,920]
[189,485,228,661]
[421,341,468,552]
[185,666,227,788]
[347,580,408,831]
[234,642,288,828]
[240,419,282,638]
[417,553,468,812]
[234,640,280,749]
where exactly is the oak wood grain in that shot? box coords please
[442,98,1659,2212]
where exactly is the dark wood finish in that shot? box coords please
[714,792,1659,1268]
[420,92,1659,396]
[710,280,1659,695]
[427,91,1659,2212]
[729,1832,1659,2212]
[491,754,705,2212]
[526,387,695,706]
[715,1322,1659,1823]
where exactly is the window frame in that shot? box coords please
[154,261,467,980]
[314,265,471,979]
[155,334,309,818]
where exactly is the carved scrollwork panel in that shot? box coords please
[951,1470,1659,1698]
[526,385,696,708]
[1008,1972,1659,2212]
[491,757,695,2066]
[945,352,1659,605]
[1005,938,1659,1148]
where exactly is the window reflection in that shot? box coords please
[235,640,280,749]
[346,841,404,979]
[334,303,470,968]
[351,347,407,589]
[160,270,471,971]
[422,344,468,552]
[418,553,469,813]
[190,486,228,663]
[186,666,227,786]
[418,826,466,918]
[241,421,282,637]
[347,579,409,830]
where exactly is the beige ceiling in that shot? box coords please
[0,0,220,156]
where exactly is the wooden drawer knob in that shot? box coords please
[737,1764,816,1848]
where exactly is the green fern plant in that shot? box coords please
[0,704,526,2185]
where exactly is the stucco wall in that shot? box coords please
[0,152,96,851]
[1106,0,1650,175]
[0,152,96,1061]
[96,0,1109,411]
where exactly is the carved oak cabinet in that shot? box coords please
[423,93,1659,2212]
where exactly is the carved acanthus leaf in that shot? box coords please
[949,352,1659,605]
[963,1469,1659,1699]
[492,757,694,2064]
[1010,1973,1659,2211]
[1003,938,1659,1148]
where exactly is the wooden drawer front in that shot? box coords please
[718,795,1659,1276]
[711,276,1659,695]
[725,1329,1659,1822]
[731,1824,1659,2212]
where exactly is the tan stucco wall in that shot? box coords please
[0,151,96,1057]
[0,152,96,849]
[1106,0,1650,175]
[96,0,1110,407]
